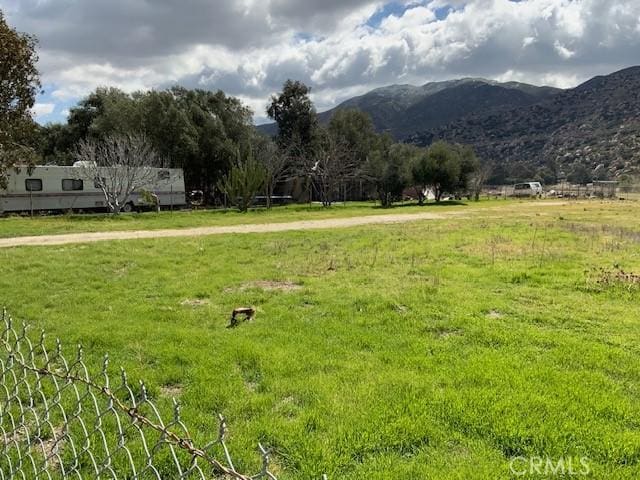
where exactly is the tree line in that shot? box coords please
[1,10,484,213]
[0,10,40,189]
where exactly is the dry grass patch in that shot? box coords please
[2,425,27,446]
[180,298,210,307]
[225,280,302,293]
[427,326,463,339]
[159,384,184,398]
[4,425,67,470]
[38,425,65,469]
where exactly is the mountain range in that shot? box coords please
[409,66,640,182]
[258,77,559,139]
[258,66,640,182]
[318,78,561,139]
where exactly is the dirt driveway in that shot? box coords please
[0,202,570,248]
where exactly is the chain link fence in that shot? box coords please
[0,308,281,479]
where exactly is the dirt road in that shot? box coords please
[0,202,570,248]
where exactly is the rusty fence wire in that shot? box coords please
[0,309,281,480]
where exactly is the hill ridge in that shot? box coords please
[409,65,640,182]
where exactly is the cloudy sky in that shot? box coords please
[2,0,640,125]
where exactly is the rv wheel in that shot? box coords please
[122,202,134,213]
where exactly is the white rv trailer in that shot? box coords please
[0,165,187,214]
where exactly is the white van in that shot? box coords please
[513,182,543,197]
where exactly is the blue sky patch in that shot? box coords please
[434,5,454,21]
[34,85,74,125]
[366,1,454,29]
[367,2,419,28]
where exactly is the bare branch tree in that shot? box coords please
[470,162,493,201]
[74,134,163,214]
[307,130,357,207]
[253,135,290,209]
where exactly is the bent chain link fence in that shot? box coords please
[0,309,280,480]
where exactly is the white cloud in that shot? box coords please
[495,69,581,89]
[32,102,55,119]
[554,40,576,59]
[3,0,640,123]
[380,6,436,32]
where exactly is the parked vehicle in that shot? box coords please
[253,195,293,206]
[188,190,205,207]
[0,165,187,214]
[512,182,543,197]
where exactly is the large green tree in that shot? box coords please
[363,134,409,207]
[170,88,253,197]
[328,109,377,167]
[36,87,142,165]
[424,141,462,202]
[0,10,40,188]
[453,143,480,193]
[410,142,479,204]
[137,90,194,168]
[267,80,318,151]
[35,123,75,165]
[37,86,254,198]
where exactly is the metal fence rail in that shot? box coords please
[0,309,278,479]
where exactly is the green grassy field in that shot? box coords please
[0,199,516,238]
[1,200,639,478]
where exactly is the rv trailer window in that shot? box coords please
[25,179,43,191]
[158,170,170,180]
[62,179,84,191]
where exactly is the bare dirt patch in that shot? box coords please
[280,395,296,405]
[38,426,65,469]
[3,426,27,446]
[244,380,259,392]
[427,326,463,339]
[437,329,462,339]
[274,395,299,417]
[486,310,503,319]
[393,304,409,313]
[159,384,184,398]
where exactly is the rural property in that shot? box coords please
[2,1,640,478]
[2,199,640,478]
